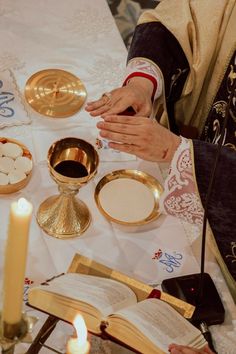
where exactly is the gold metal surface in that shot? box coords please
[37,137,99,239]
[95,169,163,226]
[0,312,37,352]
[0,137,33,194]
[25,69,87,118]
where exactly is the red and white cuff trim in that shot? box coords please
[124,58,163,100]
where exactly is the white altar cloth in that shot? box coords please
[0,1,235,353]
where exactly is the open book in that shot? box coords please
[28,262,206,354]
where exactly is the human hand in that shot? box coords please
[96,114,180,162]
[85,77,153,117]
[168,344,215,354]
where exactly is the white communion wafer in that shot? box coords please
[8,170,26,184]
[2,142,23,159]
[0,156,15,174]
[14,156,32,174]
[99,178,155,223]
[0,172,9,185]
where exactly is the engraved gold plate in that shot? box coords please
[25,69,87,118]
[95,169,163,226]
[0,137,33,194]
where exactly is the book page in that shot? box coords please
[33,273,137,316]
[110,298,203,352]
[68,253,196,318]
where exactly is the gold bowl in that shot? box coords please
[48,137,98,186]
[0,137,33,194]
[95,169,163,226]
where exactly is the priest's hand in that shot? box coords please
[85,77,153,117]
[96,114,180,162]
[168,344,215,354]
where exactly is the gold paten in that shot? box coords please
[25,69,87,118]
[37,137,99,239]
[95,169,163,226]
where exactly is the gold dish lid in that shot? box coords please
[25,69,87,118]
[95,169,163,226]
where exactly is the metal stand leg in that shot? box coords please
[26,315,59,354]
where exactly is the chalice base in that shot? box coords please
[37,194,91,238]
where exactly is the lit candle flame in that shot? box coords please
[16,197,32,214]
[73,314,87,347]
[67,314,90,354]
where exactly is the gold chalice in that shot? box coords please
[37,137,99,239]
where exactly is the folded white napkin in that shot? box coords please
[0,70,30,128]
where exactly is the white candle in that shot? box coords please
[2,198,33,326]
[67,314,90,354]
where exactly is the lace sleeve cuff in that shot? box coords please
[123,58,163,100]
[160,137,204,225]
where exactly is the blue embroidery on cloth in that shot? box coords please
[0,80,15,117]
[152,248,183,273]
[159,252,183,273]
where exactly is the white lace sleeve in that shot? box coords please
[160,137,204,225]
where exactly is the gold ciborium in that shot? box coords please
[37,137,99,239]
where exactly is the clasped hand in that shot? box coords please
[97,114,180,162]
[85,77,180,162]
[85,77,153,117]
